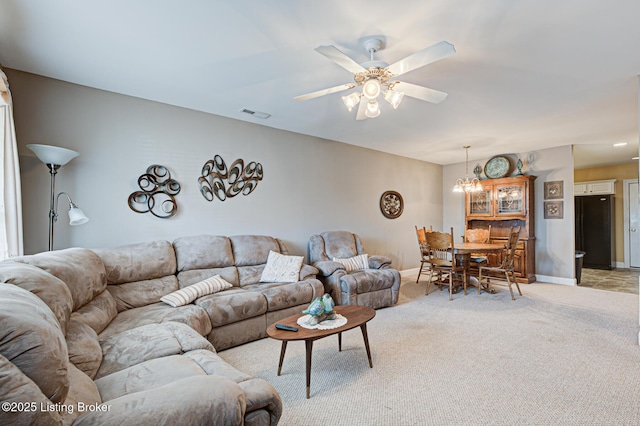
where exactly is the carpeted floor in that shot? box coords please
[220,274,640,425]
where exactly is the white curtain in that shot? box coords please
[0,68,24,259]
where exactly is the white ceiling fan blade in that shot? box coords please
[393,81,448,104]
[294,83,355,101]
[386,41,455,77]
[356,97,368,120]
[315,45,367,74]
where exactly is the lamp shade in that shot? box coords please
[365,100,380,118]
[27,144,79,166]
[384,90,404,109]
[362,79,381,100]
[68,206,89,226]
[342,92,360,111]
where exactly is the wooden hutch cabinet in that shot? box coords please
[465,175,536,283]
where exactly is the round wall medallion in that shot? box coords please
[484,156,511,179]
[380,190,404,219]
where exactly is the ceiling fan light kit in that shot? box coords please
[295,36,455,120]
[365,100,381,118]
[342,92,360,111]
[362,78,381,99]
[384,89,404,109]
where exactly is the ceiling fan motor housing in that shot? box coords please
[355,67,391,86]
[362,37,384,54]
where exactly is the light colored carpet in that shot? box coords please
[221,275,640,425]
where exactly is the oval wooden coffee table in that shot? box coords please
[266,304,376,399]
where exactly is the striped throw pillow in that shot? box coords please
[161,275,233,307]
[333,254,369,272]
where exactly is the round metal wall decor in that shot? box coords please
[198,155,263,202]
[380,190,404,219]
[128,164,181,218]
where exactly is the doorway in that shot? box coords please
[623,179,640,268]
[573,144,639,294]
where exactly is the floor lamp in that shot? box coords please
[27,144,89,251]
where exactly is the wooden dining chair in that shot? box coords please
[462,225,492,273]
[478,227,522,299]
[425,227,467,300]
[415,225,433,283]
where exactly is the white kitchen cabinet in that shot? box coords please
[574,179,616,196]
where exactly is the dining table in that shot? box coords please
[453,241,506,292]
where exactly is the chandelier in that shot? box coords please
[453,146,483,193]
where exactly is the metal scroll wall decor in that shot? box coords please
[128,165,181,218]
[198,155,263,202]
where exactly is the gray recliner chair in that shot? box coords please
[308,231,401,309]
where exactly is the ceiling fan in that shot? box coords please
[294,37,455,120]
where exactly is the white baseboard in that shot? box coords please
[615,261,625,269]
[400,268,419,277]
[534,274,576,286]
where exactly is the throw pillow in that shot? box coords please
[260,250,303,283]
[333,254,369,272]
[161,275,233,307]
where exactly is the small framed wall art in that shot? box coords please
[380,190,404,219]
[544,180,563,200]
[544,201,563,219]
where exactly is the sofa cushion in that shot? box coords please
[183,349,253,383]
[161,275,233,307]
[70,289,117,335]
[260,250,303,283]
[238,264,266,286]
[95,349,253,402]
[195,288,267,327]
[96,322,215,379]
[0,261,73,335]
[0,284,69,403]
[93,240,176,284]
[98,303,212,342]
[173,235,235,271]
[230,235,280,266]
[108,275,179,312]
[0,354,63,425]
[95,354,208,402]
[14,248,107,312]
[320,231,362,259]
[177,266,239,288]
[61,363,103,425]
[346,269,398,293]
[243,281,318,312]
[74,375,245,426]
[66,318,102,379]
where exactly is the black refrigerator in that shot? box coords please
[575,194,615,269]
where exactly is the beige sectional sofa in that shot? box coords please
[0,235,325,425]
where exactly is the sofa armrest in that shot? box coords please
[368,255,391,269]
[299,264,319,281]
[313,260,345,277]
[238,378,283,426]
[74,375,245,426]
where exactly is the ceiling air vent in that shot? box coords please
[239,108,271,119]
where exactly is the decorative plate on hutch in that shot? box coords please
[484,156,511,179]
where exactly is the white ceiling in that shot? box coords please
[0,0,638,166]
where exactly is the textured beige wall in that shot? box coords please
[574,162,639,264]
[7,69,442,270]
